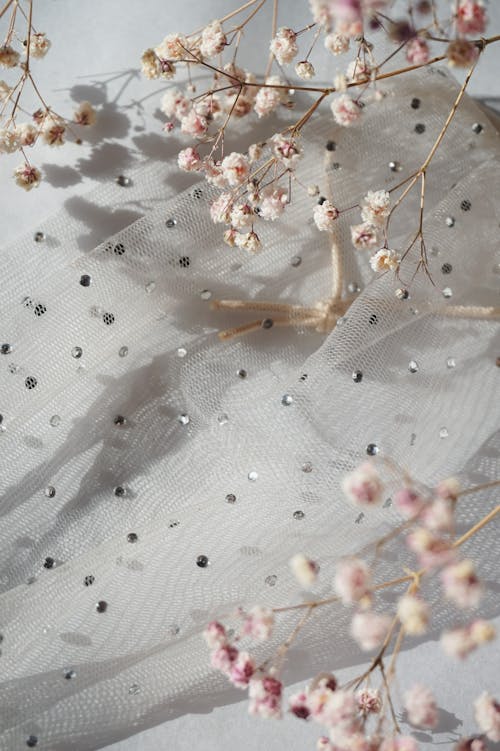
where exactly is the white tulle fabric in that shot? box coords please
[0,68,499,750]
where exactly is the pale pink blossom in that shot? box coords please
[406,527,455,569]
[230,203,254,229]
[201,157,227,188]
[357,688,382,714]
[271,134,302,167]
[296,61,315,79]
[351,222,379,250]
[14,123,37,147]
[315,688,359,730]
[270,27,298,65]
[28,33,51,59]
[229,651,255,688]
[441,620,495,659]
[351,611,391,651]
[177,146,201,172]
[235,230,261,253]
[180,109,208,138]
[289,690,311,719]
[42,119,66,146]
[155,33,187,61]
[74,101,97,126]
[210,193,233,224]
[160,88,190,119]
[394,488,424,519]
[436,477,460,501]
[241,605,274,641]
[347,60,372,82]
[474,692,500,742]
[203,620,227,649]
[13,163,41,190]
[289,553,319,587]
[447,39,479,67]
[254,77,283,118]
[248,675,283,719]
[397,594,429,635]
[324,32,350,55]
[370,248,401,273]
[404,684,438,728]
[313,200,340,232]
[0,128,19,154]
[361,190,390,226]
[441,560,482,608]
[331,94,362,126]
[210,643,238,674]
[406,37,430,65]
[200,20,227,58]
[308,682,338,724]
[379,737,419,751]
[334,558,371,604]
[221,152,249,186]
[342,462,383,507]
[456,1,487,35]
[259,186,288,221]
[0,45,20,68]
[422,498,454,532]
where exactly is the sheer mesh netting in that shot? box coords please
[0,68,499,750]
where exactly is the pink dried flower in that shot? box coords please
[0,45,20,68]
[248,143,263,162]
[42,119,66,147]
[406,527,455,569]
[229,651,255,688]
[379,737,419,751]
[270,27,298,65]
[289,553,319,587]
[404,684,438,728]
[357,688,382,714]
[334,558,371,605]
[180,109,208,138]
[271,134,302,167]
[201,158,226,188]
[235,230,261,253]
[254,76,283,118]
[13,163,41,191]
[259,186,288,221]
[200,20,227,58]
[248,675,283,719]
[351,222,379,250]
[289,690,311,719]
[331,94,362,126]
[456,1,487,35]
[241,605,274,641]
[155,33,187,61]
[313,200,340,232]
[14,123,37,147]
[370,248,401,273]
[342,462,383,507]
[177,146,202,172]
[474,692,500,742]
[442,620,494,659]
[351,611,391,651]
[394,487,424,519]
[230,203,254,229]
[318,688,359,731]
[422,498,454,532]
[397,594,429,635]
[296,61,315,79]
[28,33,51,59]
[210,643,238,674]
[221,152,250,186]
[324,32,350,55]
[441,560,482,608]
[203,620,227,649]
[161,88,190,119]
[210,193,233,224]
[347,60,372,82]
[74,101,97,126]
[447,39,479,67]
[406,37,430,65]
[361,190,390,226]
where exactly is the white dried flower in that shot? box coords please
[370,248,400,273]
[160,88,189,120]
[346,60,372,82]
[74,101,97,126]
[210,193,233,224]
[271,134,301,167]
[0,128,19,154]
[28,33,51,59]
[350,222,379,250]
[14,123,37,147]
[313,200,339,232]
[248,143,263,162]
[361,190,390,226]
[221,152,249,186]
[155,33,187,61]
[324,33,350,55]
[200,20,226,58]
[235,230,261,253]
[141,49,161,79]
[42,118,66,147]
[230,203,254,229]
[331,94,362,126]
[259,186,287,221]
[397,594,429,635]
[269,27,298,65]
[289,553,318,587]
[333,73,348,92]
[13,163,41,190]
[254,78,282,118]
[0,45,20,68]
[295,61,315,79]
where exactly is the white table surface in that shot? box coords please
[1,1,499,749]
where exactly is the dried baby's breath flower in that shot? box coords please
[13,162,41,190]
